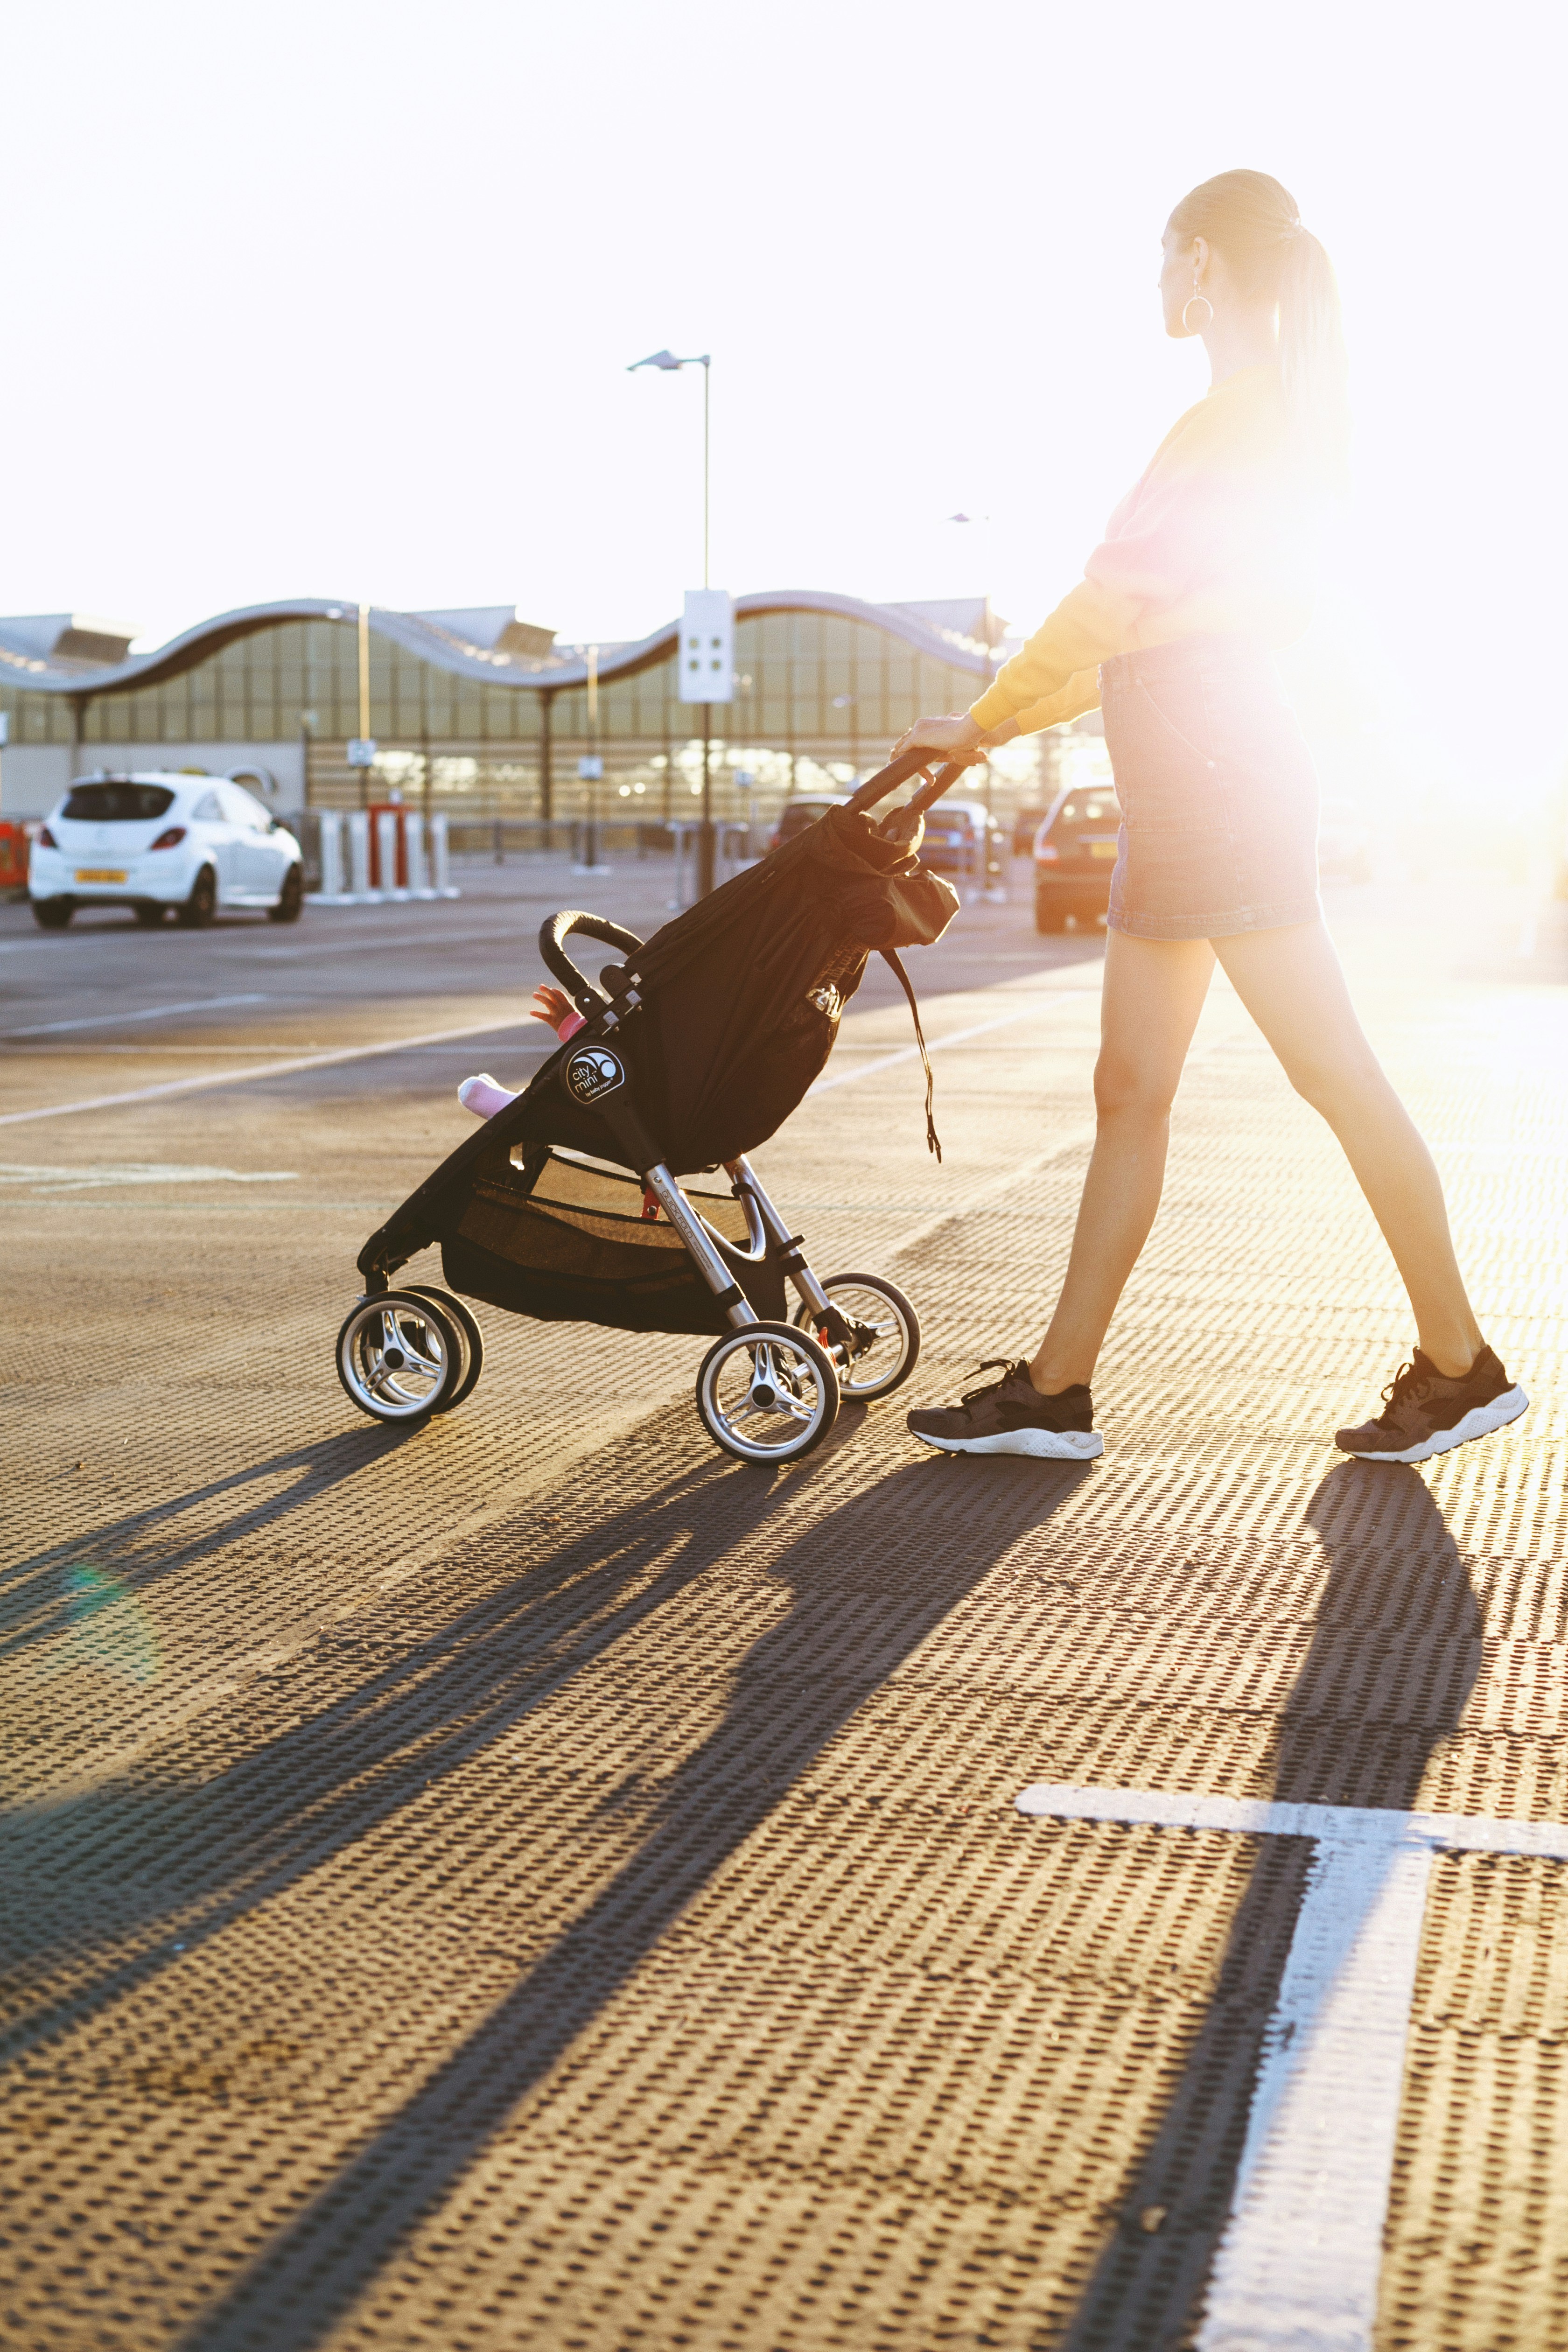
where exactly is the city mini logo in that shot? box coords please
[564,1047,626,1106]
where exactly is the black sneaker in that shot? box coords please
[1335,1344,1528,1465]
[907,1358,1103,1460]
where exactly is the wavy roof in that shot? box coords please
[0,590,993,700]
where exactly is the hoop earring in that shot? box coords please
[1182,276,1214,333]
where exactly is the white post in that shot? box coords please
[317,810,346,900]
[431,812,459,897]
[375,808,406,900]
[405,812,432,898]
[347,809,374,900]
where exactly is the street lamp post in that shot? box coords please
[629,348,722,895]
[627,348,712,586]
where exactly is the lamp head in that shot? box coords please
[628,348,683,371]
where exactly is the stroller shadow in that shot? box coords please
[15,1444,1090,2352]
[1056,1461,1484,2348]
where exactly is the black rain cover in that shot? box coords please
[356,802,961,1290]
[606,805,959,1171]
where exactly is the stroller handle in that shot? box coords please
[539,910,648,1015]
[844,748,970,818]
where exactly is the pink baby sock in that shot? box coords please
[458,1074,518,1121]
[458,1003,589,1121]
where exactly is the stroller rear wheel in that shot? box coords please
[336,1291,463,1422]
[792,1273,920,1401]
[696,1322,840,1463]
[406,1284,485,1409]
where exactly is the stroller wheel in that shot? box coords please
[406,1285,485,1410]
[695,1321,840,1463]
[336,1291,463,1423]
[792,1273,921,1401]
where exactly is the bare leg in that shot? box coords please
[1029,931,1216,1392]
[1212,919,1482,1375]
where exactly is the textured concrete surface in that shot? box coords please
[2,856,1565,2350]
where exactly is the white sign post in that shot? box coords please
[679,589,733,897]
[678,590,733,705]
[573,753,610,877]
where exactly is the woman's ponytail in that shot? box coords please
[1169,170,1351,490]
[1277,226,1350,488]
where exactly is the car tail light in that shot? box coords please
[149,826,187,851]
[1036,841,1059,863]
[38,825,58,849]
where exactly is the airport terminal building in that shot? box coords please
[0,593,1052,838]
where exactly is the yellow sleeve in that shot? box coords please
[1003,668,1101,736]
[968,391,1253,732]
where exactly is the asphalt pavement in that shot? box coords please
[3,852,1565,2351]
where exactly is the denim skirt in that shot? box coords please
[1101,633,1320,941]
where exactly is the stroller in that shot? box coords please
[335,750,968,1464]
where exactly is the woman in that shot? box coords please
[899,169,1527,1469]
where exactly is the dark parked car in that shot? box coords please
[1033,784,1122,931]
[919,798,1006,885]
[769,793,850,851]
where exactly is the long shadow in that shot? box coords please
[0,1423,430,1667]
[1057,1462,1484,2349]
[5,1448,781,2045]
[7,1438,1091,2351]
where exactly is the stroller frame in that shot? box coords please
[644,1154,831,1332]
[336,749,959,1461]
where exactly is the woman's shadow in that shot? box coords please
[1058,1459,1484,2350]
[119,1442,1094,2352]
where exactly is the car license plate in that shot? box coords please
[1089,840,1118,861]
[75,868,128,883]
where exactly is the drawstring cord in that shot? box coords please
[880,946,942,1162]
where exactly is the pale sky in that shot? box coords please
[4,1,1565,782]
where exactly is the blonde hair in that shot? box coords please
[1169,169,1350,486]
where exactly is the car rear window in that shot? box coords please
[1059,794,1120,828]
[62,782,176,822]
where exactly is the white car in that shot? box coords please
[29,772,305,930]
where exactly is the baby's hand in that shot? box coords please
[530,985,577,1033]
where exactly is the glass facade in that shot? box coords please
[0,605,1049,826]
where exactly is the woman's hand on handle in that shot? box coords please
[891,713,989,766]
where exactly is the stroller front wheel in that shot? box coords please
[405,1284,485,1410]
[336,1291,463,1423]
[792,1273,920,1401]
[695,1322,840,1464]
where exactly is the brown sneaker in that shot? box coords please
[907,1358,1103,1460]
[1335,1344,1528,1465]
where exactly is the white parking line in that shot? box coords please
[2,981,1099,1130]
[0,1015,533,1127]
[3,993,267,1038]
[809,989,1098,1094]
[0,1162,299,1194]
[1015,1783,1568,2351]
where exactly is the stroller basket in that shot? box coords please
[442,1145,787,1337]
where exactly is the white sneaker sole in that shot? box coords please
[910,1425,1105,1461]
[1340,1385,1529,1465]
